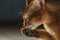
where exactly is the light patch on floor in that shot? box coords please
[0,25,39,40]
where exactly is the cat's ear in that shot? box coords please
[26,0,33,6]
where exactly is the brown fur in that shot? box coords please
[30,29,55,40]
[21,0,60,40]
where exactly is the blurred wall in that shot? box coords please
[0,0,25,21]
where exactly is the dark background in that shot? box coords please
[0,0,26,25]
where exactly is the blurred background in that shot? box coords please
[0,0,60,40]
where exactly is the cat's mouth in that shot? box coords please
[21,24,45,37]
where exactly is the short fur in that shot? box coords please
[21,0,60,40]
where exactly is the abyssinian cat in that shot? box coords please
[21,0,60,40]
